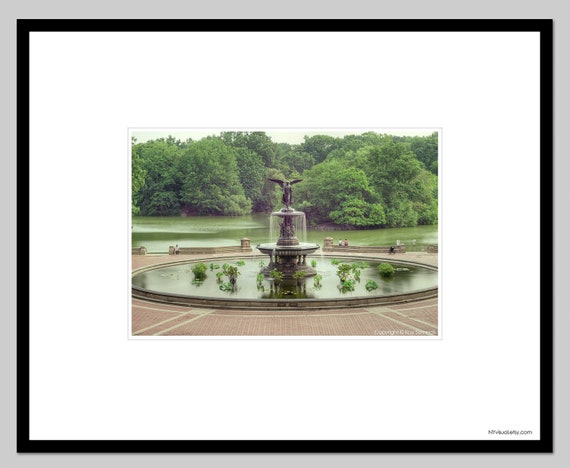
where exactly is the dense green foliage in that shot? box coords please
[336,263,354,283]
[365,280,379,291]
[335,263,358,293]
[222,264,241,285]
[132,131,438,228]
[191,263,208,280]
[378,263,395,277]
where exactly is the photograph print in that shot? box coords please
[130,128,440,338]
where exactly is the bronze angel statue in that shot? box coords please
[269,178,302,210]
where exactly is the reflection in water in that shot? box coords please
[261,281,311,299]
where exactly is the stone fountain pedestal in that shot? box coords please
[257,208,319,279]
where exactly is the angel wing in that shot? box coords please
[289,179,303,185]
[268,178,285,187]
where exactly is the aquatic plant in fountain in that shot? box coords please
[256,179,320,279]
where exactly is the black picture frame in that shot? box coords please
[17,19,553,453]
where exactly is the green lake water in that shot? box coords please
[132,215,438,253]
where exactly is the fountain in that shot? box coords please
[131,178,438,309]
[256,179,320,278]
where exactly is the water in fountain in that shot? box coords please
[269,215,277,242]
[132,257,439,303]
[293,212,307,242]
[268,210,307,243]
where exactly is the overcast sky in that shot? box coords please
[130,128,438,145]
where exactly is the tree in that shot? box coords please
[135,139,183,215]
[299,135,340,164]
[233,147,266,209]
[309,136,438,228]
[296,161,385,227]
[147,191,179,215]
[329,199,386,227]
[256,167,286,212]
[409,132,438,175]
[131,137,146,215]
[363,139,436,227]
[220,131,277,167]
[410,170,438,225]
[131,130,437,228]
[179,138,251,215]
[274,143,315,176]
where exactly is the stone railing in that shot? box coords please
[168,245,251,255]
[322,245,406,254]
[169,238,253,255]
[427,244,438,253]
[321,237,405,253]
[132,246,147,255]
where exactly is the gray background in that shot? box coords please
[2,1,567,467]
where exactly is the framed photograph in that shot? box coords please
[19,19,553,452]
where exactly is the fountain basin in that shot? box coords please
[131,255,438,309]
[256,242,320,257]
[256,242,320,277]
